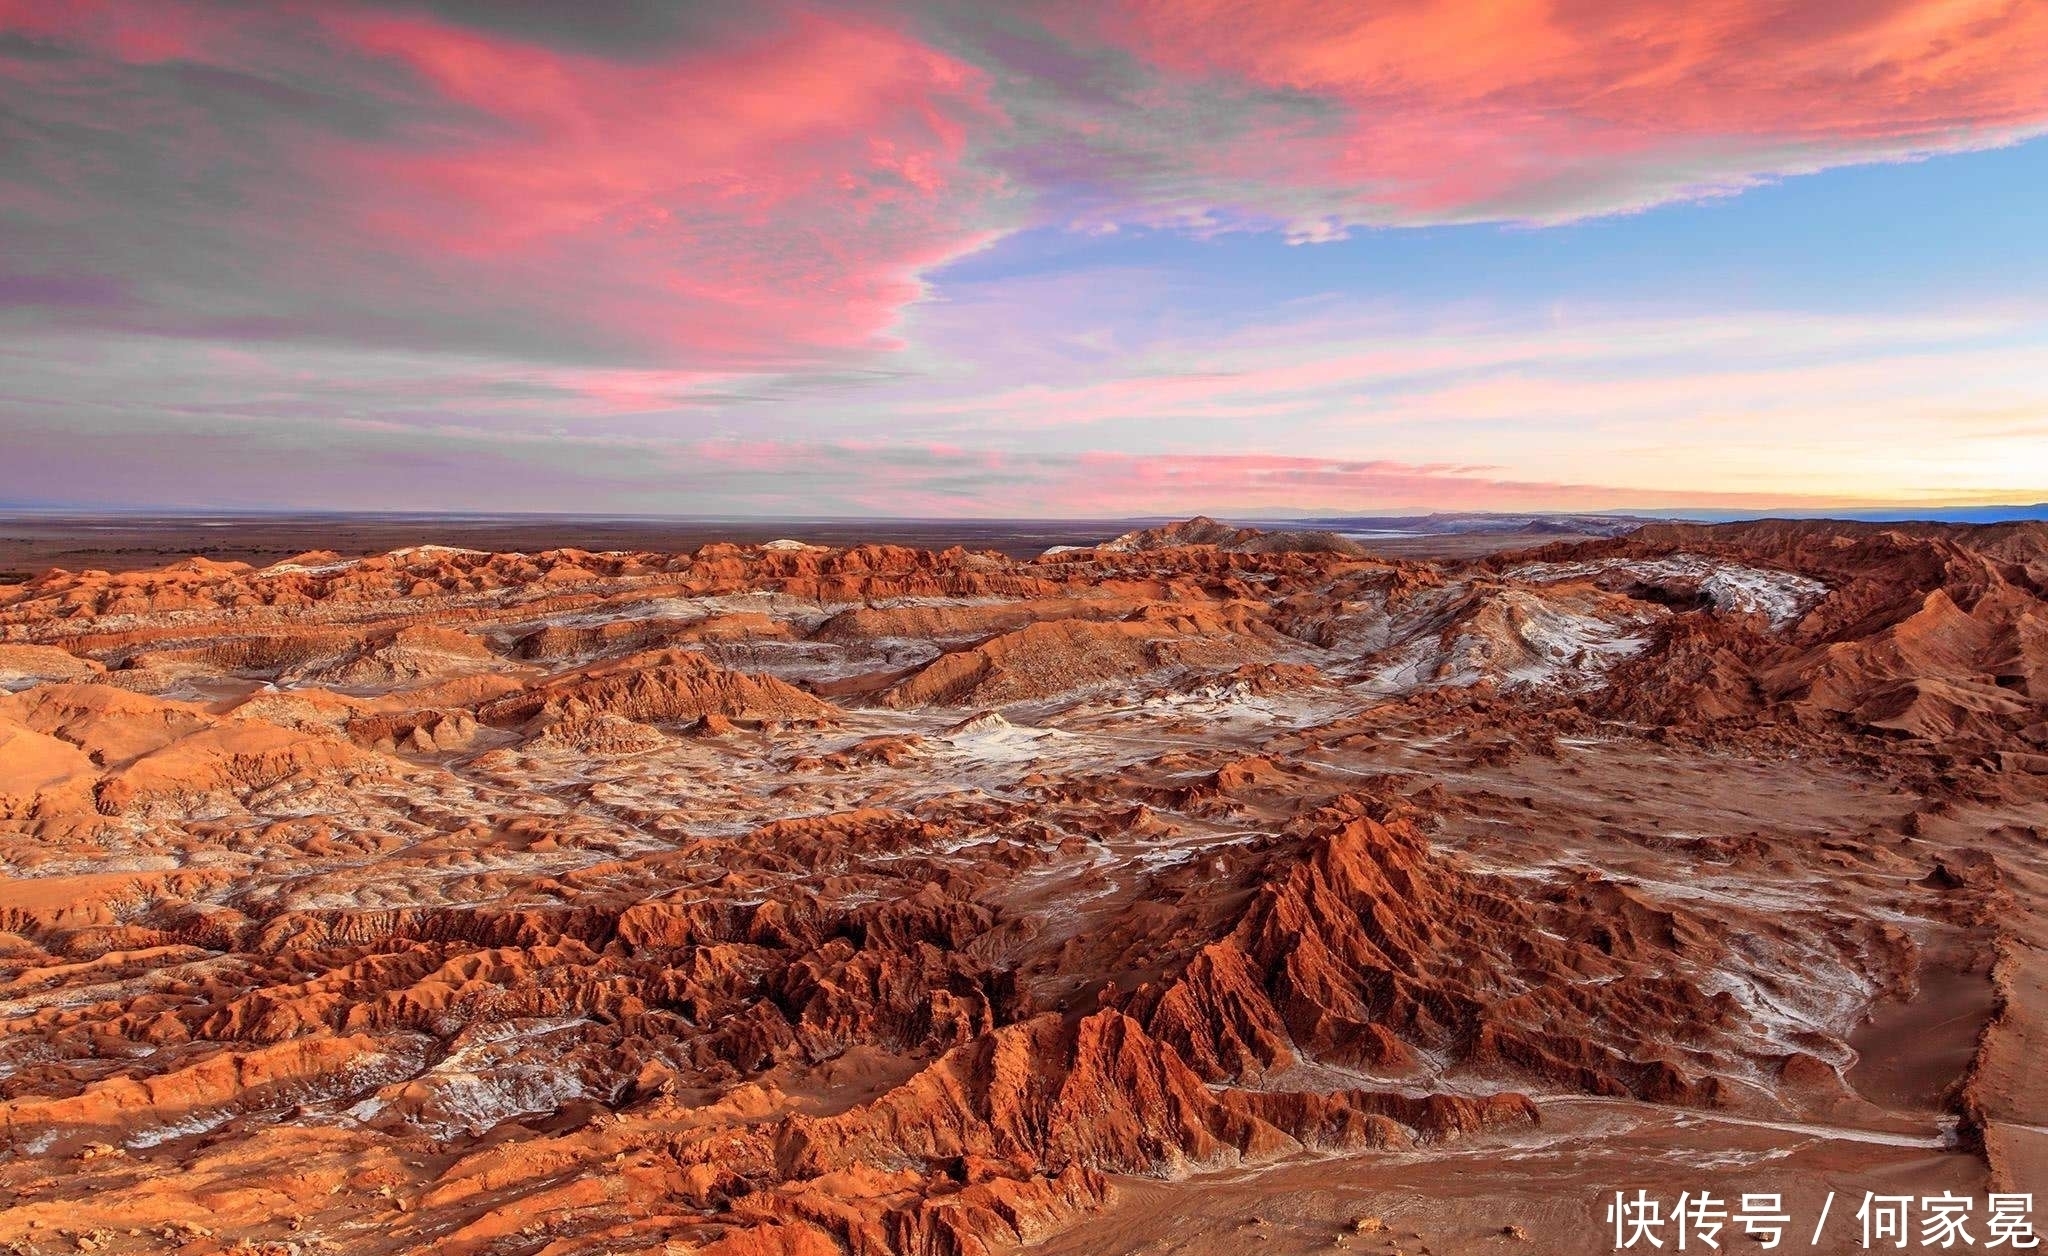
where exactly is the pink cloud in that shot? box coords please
[804,446,1878,517]
[627,441,1872,517]
[0,1,1011,366]
[5,0,2046,375]
[312,10,1008,361]
[1059,0,2048,226]
[0,0,226,63]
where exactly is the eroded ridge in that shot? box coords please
[1,518,2043,1255]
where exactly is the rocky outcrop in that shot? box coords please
[477,649,836,727]
[881,613,1274,708]
[1094,516,1376,557]
[1127,802,1753,1104]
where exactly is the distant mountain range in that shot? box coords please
[1239,504,2048,533]
[1670,504,2048,525]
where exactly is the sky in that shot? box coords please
[2,0,2045,518]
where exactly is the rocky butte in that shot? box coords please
[0,517,2042,1254]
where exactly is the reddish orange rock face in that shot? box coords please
[0,519,2042,1255]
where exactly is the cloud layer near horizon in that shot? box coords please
[3,0,2046,512]
[8,303,2042,513]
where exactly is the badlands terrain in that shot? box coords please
[0,516,2043,1255]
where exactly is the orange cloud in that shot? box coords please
[1061,0,2048,225]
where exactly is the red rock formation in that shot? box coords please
[478,649,836,727]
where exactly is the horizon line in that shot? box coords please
[1,504,2045,524]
